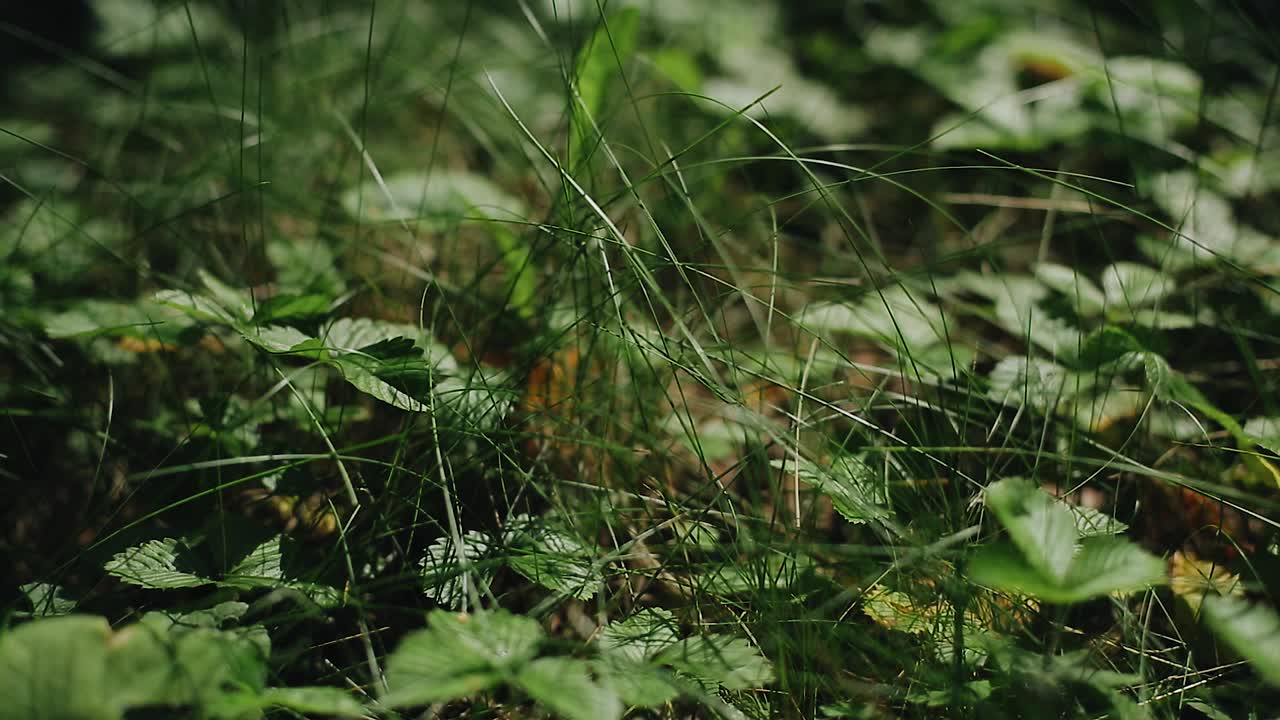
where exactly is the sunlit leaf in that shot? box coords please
[104,538,211,590]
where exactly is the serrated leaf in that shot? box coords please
[1035,263,1106,316]
[774,454,894,529]
[1201,595,1280,687]
[802,286,946,351]
[323,318,456,372]
[598,609,680,662]
[593,655,681,707]
[259,687,369,717]
[107,612,270,710]
[251,293,330,325]
[516,657,623,720]
[224,535,344,608]
[1070,505,1128,537]
[656,635,774,690]
[383,610,543,707]
[1101,262,1176,310]
[421,530,494,609]
[20,582,77,616]
[1062,536,1166,599]
[970,536,1165,604]
[505,517,602,600]
[983,478,1077,583]
[153,289,237,326]
[988,357,1091,413]
[104,538,211,589]
[341,170,525,228]
[0,615,115,720]
[243,325,321,355]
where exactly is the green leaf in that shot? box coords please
[987,357,1093,414]
[104,537,212,589]
[383,609,543,707]
[421,530,494,609]
[224,535,344,608]
[0,615,116,720]
[774,454,894,530]
[656,635,774,691]
[1201,596,1280,687]
[969,535,1165,604]
[153,288,237,326]
[1035,263,1106,316]
[571,8,640,165]
[1070,505,1129,537]
[593,655,681,707]
[259,687,369,717]
[598,609,681,662]
[516,657,623,720]
[19,582,77,616]
[505,517,603,600]
[1101,262,1176,310]
[341,170,525,228]
[982,478,1077,583]
[243,325,324,355]
[106,612,270,710]
[1062,536,1167,599]
[802,285,946,352]
[251,293,330,325]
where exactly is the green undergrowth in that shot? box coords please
[2,1,1280,718]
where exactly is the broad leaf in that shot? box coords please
[656,635,774,690]
[0,615,115,720]
[104,538,211,589]
[570,7,640,165]
[598,609,681,662]
[1035,263,1106,316]
[383,609,543,707]
[516,657,623,720]
[259,687,369,717]
[774,454,894,530]
[1201,596,1280,687]
[1101,262,1176,310]
[983,478,1077,583]
[341,170,525,228]
[505,517,603,600]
